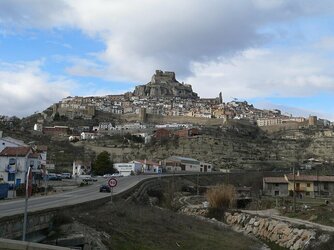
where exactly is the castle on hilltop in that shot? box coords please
[133,70,199,99]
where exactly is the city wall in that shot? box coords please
[123,113,226,126]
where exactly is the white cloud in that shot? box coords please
[0,1,334,118]
[0,61,72,117]
[2,0,334,82]
[186,47,334,99]
[253,102,334,121]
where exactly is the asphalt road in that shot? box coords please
[0,175,155,218]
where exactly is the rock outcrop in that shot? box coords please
[225,212,326,250]
[133,70,198,99]
[178,205,333,250]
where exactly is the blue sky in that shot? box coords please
[0,0,333,120]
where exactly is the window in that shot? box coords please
[9,158,16,165]
[324,183,329,190]
[275,183,279,187]
[307,183,311,187]
[8,173,15,181]
[274,191,279,196]
[306,192,310,196]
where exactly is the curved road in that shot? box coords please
[0,175,155,218]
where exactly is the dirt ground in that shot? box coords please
[50,201,267,250]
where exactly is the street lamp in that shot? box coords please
[22,162,33,241]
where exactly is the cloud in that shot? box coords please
[186,47,334,99]
[0,61,72,117]
[253,101,334,121]
[2,0,334,82]
[0,1,334,119]
[0,0,72,30]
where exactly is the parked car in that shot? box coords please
[111,173,124,177]
[61,173,72,179]
[82,176,98,182]
[99,184,111,192]
[48,173,62,181]
[103,174,112,178]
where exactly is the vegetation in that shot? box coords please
[92,151,115,175]
[72,201,264,250]
[206,184,236,210]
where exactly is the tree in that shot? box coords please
[92,151,115,175]
[53,112,60,121]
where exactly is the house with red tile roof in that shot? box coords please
[263,173,334,198]
[0,147,32,187]
[263,177,289,197]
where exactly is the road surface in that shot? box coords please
[0,175,155,218]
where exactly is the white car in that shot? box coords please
[82,176,98,182]
[103,174,112,178]
[111,173,124,177]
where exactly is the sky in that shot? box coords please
[0,0,334,120]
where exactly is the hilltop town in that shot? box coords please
[1,70,334,250]
[1,69,334,171]
[36,70,332,128]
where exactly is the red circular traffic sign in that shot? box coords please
[108,178,117,188]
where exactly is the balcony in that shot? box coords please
[295,187,306,192]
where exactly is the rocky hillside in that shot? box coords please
[133,70,198,99]
[80,121,334,172]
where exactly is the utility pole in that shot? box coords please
[293,165,296,212]
[196,174,199,196]
[23,166,32,241]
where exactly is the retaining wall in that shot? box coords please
[225,212,332,249]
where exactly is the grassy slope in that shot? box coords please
[75,201,264,250]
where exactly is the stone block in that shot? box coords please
[292,238,302,250]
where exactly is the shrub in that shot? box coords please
[206,184,236,210]
[52,212,73,227]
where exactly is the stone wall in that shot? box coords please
[123,113,226,125]
[225,212,326,249]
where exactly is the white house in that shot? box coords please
[0,147,32,186]
[72,160,91,177]
[0,132,27,153]
[113,162,142,176]
[33,123,43,132]
[112,123,146,131]
[80,132,96,140]
[163,156,212,173]
[129,160,162,174]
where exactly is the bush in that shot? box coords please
[206,184,236,210]
[52,212,73,227]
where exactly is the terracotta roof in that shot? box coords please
[36,145,48,151]
[286,174,334,182]
[0,147,31,157]
[263,177,288,183]
[28,153,41,159]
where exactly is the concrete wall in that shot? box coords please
[0,238,70,250]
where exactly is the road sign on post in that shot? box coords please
[108,178,117,188]
[108,178,117,202]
